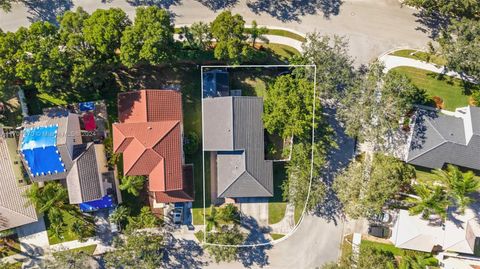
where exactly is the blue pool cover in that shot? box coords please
[80,195,115,212]
[20,125,65,177]
[79,101,95,112]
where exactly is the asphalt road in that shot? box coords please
[0,0,430,64]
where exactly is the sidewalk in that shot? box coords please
[269,203,295,235]
[379,54,477,84]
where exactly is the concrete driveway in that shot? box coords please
[0,0,430,65]
[238,197,269,227]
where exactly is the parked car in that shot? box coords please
[373,212,392,223]
[368,225,390,238]
[173,207,183,224]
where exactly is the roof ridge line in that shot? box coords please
[217,170,248,198]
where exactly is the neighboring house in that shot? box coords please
[203,70,230,97]
[112,90,194,207]
[391,209,480,255]
[203,96,273,199]
[19,110,115,205]
[406,106,480,170]
[0,128,38,231]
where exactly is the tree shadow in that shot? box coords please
[162,233,207,269]
[247,0,343,22]
[21,0,73,24]
[412,9,450,39]
[238,215,271,268]
[126,0,182,9]
[195,0,239,12]
[313,103,354,224]
[15,242,44,268]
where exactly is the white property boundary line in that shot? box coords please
[200,64,317,247]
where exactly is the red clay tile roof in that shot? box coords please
[113,90,190,200]
[154,165,194,203]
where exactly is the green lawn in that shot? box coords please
[262,43,300,60]
[54,244,97,256]
[265,29,306,42]
[46,211,94,245]
[390,49,447,66]
[269,202,287,225]
[270,233,285,240]
[390,66,479,111]
[268,163,288,224]
[361,239,438,265]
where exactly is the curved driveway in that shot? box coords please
[0,0,429,64]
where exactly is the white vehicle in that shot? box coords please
[173,207,183,224]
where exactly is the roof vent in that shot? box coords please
[147,126,152,130]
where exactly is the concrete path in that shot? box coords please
[16,217,49,256]
[269,203,295,235]
[0,0,430,65]
[379,54,471,81]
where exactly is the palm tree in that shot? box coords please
[434,164,480,213]
[24,182,69,213]
[398,253,438,269]
[205,205,220,232]
[407,183,450,220]
[109,205,130,232]
[247,20,268,47]
[119,175,145,196]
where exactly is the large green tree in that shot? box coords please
[403,0,480,20]
[120,6,176,67]
[334,153,415,219]
[439,18,480,82]
[14,22,68,93]
[297,32,355,99]
[210,11,249,64]
[180,22,212,51]
[83,8,131,62]
[264,74,317,140]
[282,142,327,212]
[338,61,426,147]
[104,231,164,269]
[203,225,245,263]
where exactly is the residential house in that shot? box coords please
[112,90,194,208]
[0,128,38,231]
[19,110,115,206]
[406,106,480,171]
[391,209,480,255]
[203,96,273,200]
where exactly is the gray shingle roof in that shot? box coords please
[203,97,273,198]
[407,106,480,170]
[67,143,104,204]
[0,129,38,231]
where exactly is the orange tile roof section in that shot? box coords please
[113,90,192,202]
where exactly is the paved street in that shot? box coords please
[0,0,430,64]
